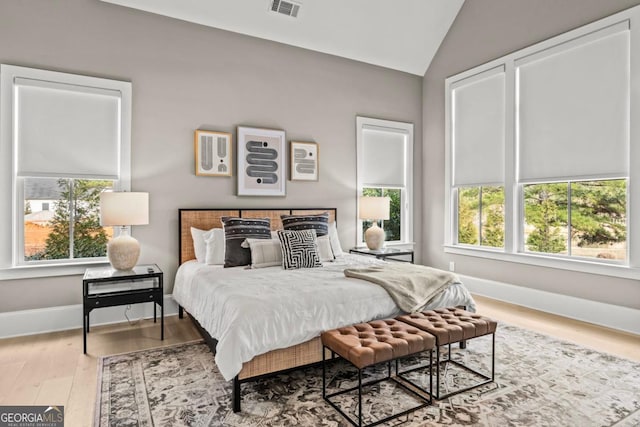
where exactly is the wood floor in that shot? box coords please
[0,295,638,426]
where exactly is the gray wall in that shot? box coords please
[0,0,422,312]
[423,0,640,310]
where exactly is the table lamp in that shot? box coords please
[100,192,149,270]
[359,196,390,250]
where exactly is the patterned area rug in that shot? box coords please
[95,324,640,426]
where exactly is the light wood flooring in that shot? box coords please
[0,296,638,426]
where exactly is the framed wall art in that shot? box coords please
[237,126,286,196]
[290,141,318,181]
[194,130,232,177]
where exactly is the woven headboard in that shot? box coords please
[179,208,337,264]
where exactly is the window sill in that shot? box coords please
[0,260,110,281]
[443,245,639,280]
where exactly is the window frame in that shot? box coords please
[356,116,414,247]
[0,65,132,280]
[444,6,640,280]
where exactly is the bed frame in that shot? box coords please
[177,208,337,412]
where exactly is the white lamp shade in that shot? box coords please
[100,192,149,226]
[359,196,390,220]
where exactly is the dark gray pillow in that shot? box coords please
[281,212,329,236]
[221,217,271,267]
[277,229,322,270]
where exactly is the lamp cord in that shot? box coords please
[124,305,140,325]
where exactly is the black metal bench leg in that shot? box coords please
[233,376,241,412]
[459,340,467,349]
[429,349,433,399]
[492,333,495,381]
[436,344,441,399]
[358,369,363,427]
[178,305,184,319]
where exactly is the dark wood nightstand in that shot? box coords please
[349,247,414,263]
[82,264,163,354]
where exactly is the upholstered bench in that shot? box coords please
[397,307,497,399]
[321,319,436,427]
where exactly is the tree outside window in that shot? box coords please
[457,186,504,248]
[24,178,113,261]
[523,179,626,260]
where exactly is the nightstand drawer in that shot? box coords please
[86,290,161,309]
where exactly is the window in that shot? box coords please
[356,117,413,245]
[445,13,638,278]
[523,180,626,260]
[0,65,131,278]
[24,178,114,262]
[457,186,504,248]
[361,187,402,241]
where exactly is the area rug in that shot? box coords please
[95,324,640,426]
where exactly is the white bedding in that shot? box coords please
[172,254,476,381]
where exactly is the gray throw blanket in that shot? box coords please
[344,263,459,313]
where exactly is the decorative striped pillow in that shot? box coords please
[277,229,322,269]
[243,238,283,268]
[281,212,329,236]
[221,217,271,267]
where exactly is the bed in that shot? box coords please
[172,208,476,412]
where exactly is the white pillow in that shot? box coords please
[190,227,208,263]
[244,238,282,268]
[328,221,344,256]
[204,228,225,265]
[317,235,334,262]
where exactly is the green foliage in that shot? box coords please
[24,201,32,215]
[43,179,111,260]
[523,180,626,255]
[481,186,504,248]
[524,183,567,253]
[570,180,626,247]
[362,187,401,241]
[458,187,479,245]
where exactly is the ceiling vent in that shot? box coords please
[270,0,301,18]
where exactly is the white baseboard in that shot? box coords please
[0,295,179,339]
[460,274,640,335]
[2,280,639,338]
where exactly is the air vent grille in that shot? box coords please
[270,0,300,18]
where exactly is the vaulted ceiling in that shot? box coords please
[100,0,464,76]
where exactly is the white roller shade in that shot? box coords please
[452,68,505,186]
[517,25,630,181]
[15,78,121,178]
[362,127,406,187]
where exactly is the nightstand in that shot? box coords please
[82,264,163,354]
[349,247,414,263]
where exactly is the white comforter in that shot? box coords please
[172,254,475,381]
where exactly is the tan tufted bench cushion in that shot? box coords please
[321,319,436,369]
[397,307,497,345]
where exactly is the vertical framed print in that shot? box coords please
[194,130,232,177]
[290,141,318,181]
[237,126,286,196]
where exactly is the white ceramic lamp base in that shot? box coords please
[107,232,140,271]
[364,223,385,250]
